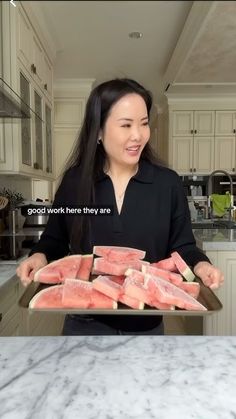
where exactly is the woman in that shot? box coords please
[17,78,224,335]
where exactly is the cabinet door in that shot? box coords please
[20,71,32,167]
[45,103,53,174]
[214,136,235,172]
[172,137,193,173]
[193,136,214,174]
[215,111,236,135]
[173,111,193,136]
[31,32,45,89]
[194,111,215,136]
[204,251,236,335]
[17,5,32,74]
[43,55,53,100]
[33,89,44,171]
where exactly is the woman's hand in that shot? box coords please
[16,253,48,287]
[193,261,224,290]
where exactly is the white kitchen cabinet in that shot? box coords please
[173,111,215,137]
[214,112,236,173]
[16,3,53,103]
[0,2,54,179]
[214,136,236,173]
[215,111,236,136]
[170,111,215,174]
[172,135,214,174]
[203,251,236,336]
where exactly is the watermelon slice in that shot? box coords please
[125,269,145,284]
[93,257,145,276]
[119,294,144,310]
[29,285,64,309]
[151,257,177,272]
[171,251,195,282]
[93,246,146,263]
[92,276,122,301]
[62,279,92,308]
[76,254,93,281]
[178,281,200,298]
[145,274,206,311]
[34,255,82,284]
[123,277,151,305]
[107,275,126,286]
[62,278,117,309]
[142,265,183,286]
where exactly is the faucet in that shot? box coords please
[207,170,234,221]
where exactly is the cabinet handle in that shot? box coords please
[190,129,193,134]
[232,168,235,172]
[44,83,48,91]
[0,313,2,323]
[193,168,196,172]
[233,129,236,134]
[33,162,39,169]
[46,167,50,173]
[190,168,192,172]
[194,130,197,134]
[31,64,36,74]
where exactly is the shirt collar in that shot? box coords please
[96,159,154,184]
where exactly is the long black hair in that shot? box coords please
[61,78,161,252]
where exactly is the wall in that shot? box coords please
[0,175,32,200]
[53,78,94,196]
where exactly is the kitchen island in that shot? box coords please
[0,336,236,419]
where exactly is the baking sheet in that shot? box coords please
[18,278,223,316]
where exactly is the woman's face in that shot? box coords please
[101,93,150,168]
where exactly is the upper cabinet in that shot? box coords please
[173,111,215,137]
[17,5,53,102]
[0,1,54,179]
[167,102,236,175]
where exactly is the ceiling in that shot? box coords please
[29,1,236,108]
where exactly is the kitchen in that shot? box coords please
[0,2,236,417]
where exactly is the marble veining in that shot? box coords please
[0,336,236,419]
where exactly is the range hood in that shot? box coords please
[0,77,31,119]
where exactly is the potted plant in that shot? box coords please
[0,188,25,232]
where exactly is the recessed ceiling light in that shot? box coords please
[129,32,143,39]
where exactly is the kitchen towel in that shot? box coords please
[210,192,231,217]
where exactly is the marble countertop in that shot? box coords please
[194,228,236,251]
[0,336,236,419]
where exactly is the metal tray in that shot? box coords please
[18,278,223,316]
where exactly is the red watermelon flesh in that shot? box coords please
[62,279,91,308]
[93,246,146,263]
[29,285,64,309]
[145,274,206,311]
[93,257,145,276]
[152,257,178,272]
[123,277,151,305]
[142,265,183,286]
[125,269,145,284]
[90,289,117,309]
[34,255,82,284]
[171,252,195,282]
[178,282,200,298]
[33,267,62,284]
[92,276,122,301]
[77,254,93,281]
[62,278,117,309]
[119,294,144,310]
[107,275,126,286]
